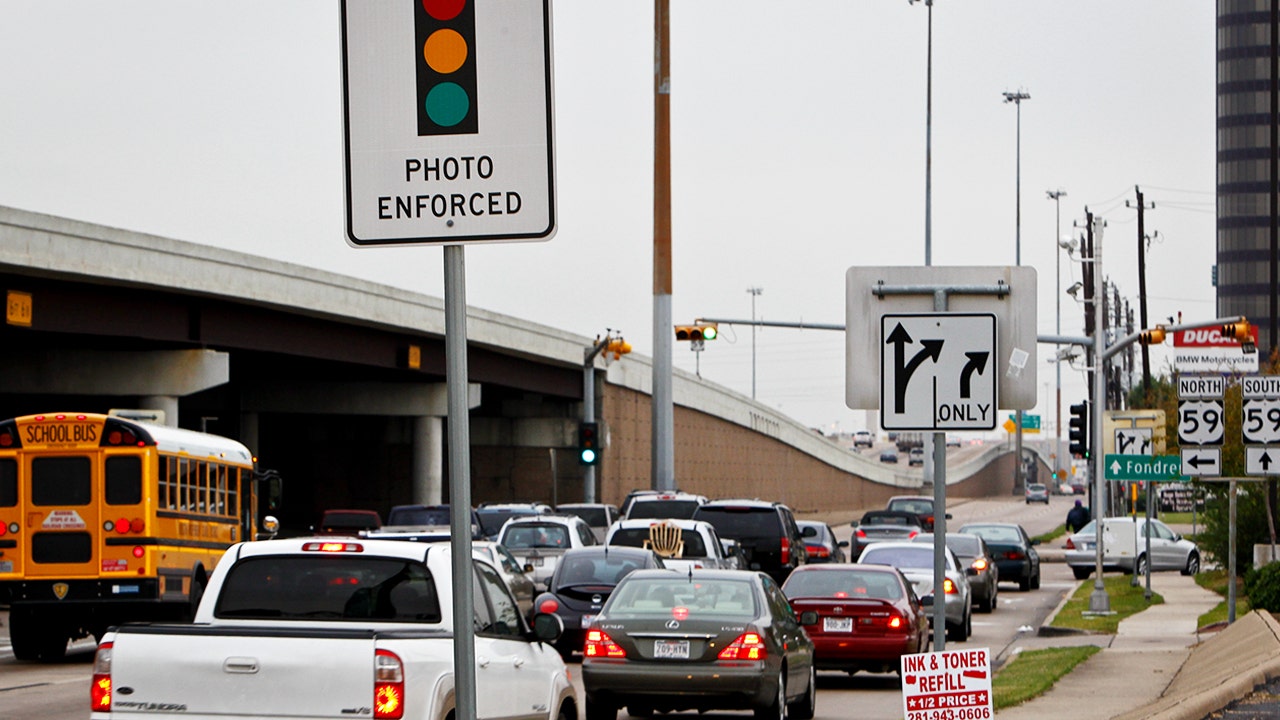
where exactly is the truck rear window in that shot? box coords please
[694,508,780,539]
[216,556,441,623]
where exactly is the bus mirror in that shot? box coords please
[257,515,280,540]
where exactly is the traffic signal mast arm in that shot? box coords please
[1102,315,1249,361]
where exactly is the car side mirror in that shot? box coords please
[524,563,535,574]
[1029,539,1041,546]
[921,595,934,607]
[838,540,849,548]
[798,610,819,626]
[850,521,859,528]
[944,513,953,520]
[531,612,565,644]
[966,567,978,576]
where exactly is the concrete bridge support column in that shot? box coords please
[413,416,444,505]
[139,396,179,427]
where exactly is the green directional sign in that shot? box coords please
[1104,454,1184,482]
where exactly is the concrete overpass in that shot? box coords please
[0,206,1030,532]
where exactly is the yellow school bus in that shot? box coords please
[0,412,280,660]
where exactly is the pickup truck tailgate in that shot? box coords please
[109,625,379,718]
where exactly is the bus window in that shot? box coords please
[197,460,208,514]
[105,456,142,505]
[0,458,15,506]
[31,456,91,506]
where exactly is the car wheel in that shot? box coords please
[1030,570,1041,590]
[979,589,994,614]
[1182,553,1200,576]
[788,666,816,720]
[753,669,786,720]
[585,699,617,720]
[1018,575,1031,592]
[1136,554,1149,576]
[626,704,652,718]
[1071,566,1092,580]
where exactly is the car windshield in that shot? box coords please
[389,507,449,526]
[477,510,535,537]
[861,512,916,526]
[627,500,701,520]
[694,507,780,538]
[559,506,608,526]
[608,576,757,617]
[860,546,939,570]
[609,527,708,558]
[556,554,647,586]
[888,499,933,515]
[216,556,441,623]
[962,525,1023,544]
[784,569,904,601]
[502,523,570,549]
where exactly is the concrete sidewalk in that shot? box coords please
[995,572,1227,720]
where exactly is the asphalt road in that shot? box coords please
[0,494,1081,720]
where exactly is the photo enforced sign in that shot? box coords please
[901,648,993,720]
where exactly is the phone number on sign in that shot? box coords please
[907,708,991,720]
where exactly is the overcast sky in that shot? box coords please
[0,1,1216,437]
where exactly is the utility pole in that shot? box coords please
[748,286,762,400]
[651,0,674,491]
[1128,186,1156,405]
[1047,189,1067,482]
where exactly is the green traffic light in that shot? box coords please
[580,448,596,464]
[702,326,717,340]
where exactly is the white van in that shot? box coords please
[1064,516,1201,580]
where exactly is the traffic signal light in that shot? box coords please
[1068,402,1089,458]
[1222,320,1253,343]
[605,338,632,360]
[674,322,718,341]
[415,0,478,135]
[1138,327,1166,345]
[578,422,599,466]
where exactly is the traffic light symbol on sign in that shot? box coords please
[578,422,599,466]
[1068,402,1089,458]
[415,0,478,136]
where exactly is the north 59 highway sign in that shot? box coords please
[880,313,997,431]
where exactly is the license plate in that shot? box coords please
[1081,542,1094,551]
[823,617,852,633]
[530,557,544,566]
[653,640,690,659]
[580,614,596,629]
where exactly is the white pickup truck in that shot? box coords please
[89,537,576,720]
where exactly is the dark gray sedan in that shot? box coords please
[582,569,817,720]
[911,532,1000,613]
[850,510,923,560]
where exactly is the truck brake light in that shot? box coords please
[374,649,404,719]
[91,642,114,712]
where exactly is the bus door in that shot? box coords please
[24,451,100,579]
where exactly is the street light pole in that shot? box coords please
[1047,188,1067,482]
[748,286,762,400]
[1004,89,1030,489]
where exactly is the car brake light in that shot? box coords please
[888,615,904,629]
[971,558,988,572]
[1004,551,1025,561]
[91,642,114,712]
[584,629,626,658]
[907,530,919,540]
[924,516,935,527]
[807,545,829,559]
[303,542,364,553]
[780,537,790,565]
[374,649,404,719]
[1065,537,1076,550]
[539,598,559,614]
[718,632,767,661]
[855,528,867,538]
[943,578,957,594]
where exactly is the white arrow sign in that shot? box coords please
[1246,446,1280,476]
[880,313,997,431]
[1114,428,1153,456]
[1181,447,1221,477]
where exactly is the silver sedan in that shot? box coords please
[857,541,972,641]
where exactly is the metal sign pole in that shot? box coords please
[445,245,477,720]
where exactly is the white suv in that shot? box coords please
[853,430,874,448]
[604,518,734,573]
[498,514,598,587]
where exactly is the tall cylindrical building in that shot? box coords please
[1218,0,1279,358]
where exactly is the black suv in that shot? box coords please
[692,499,807,584]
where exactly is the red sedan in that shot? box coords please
[781,564,930,677]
